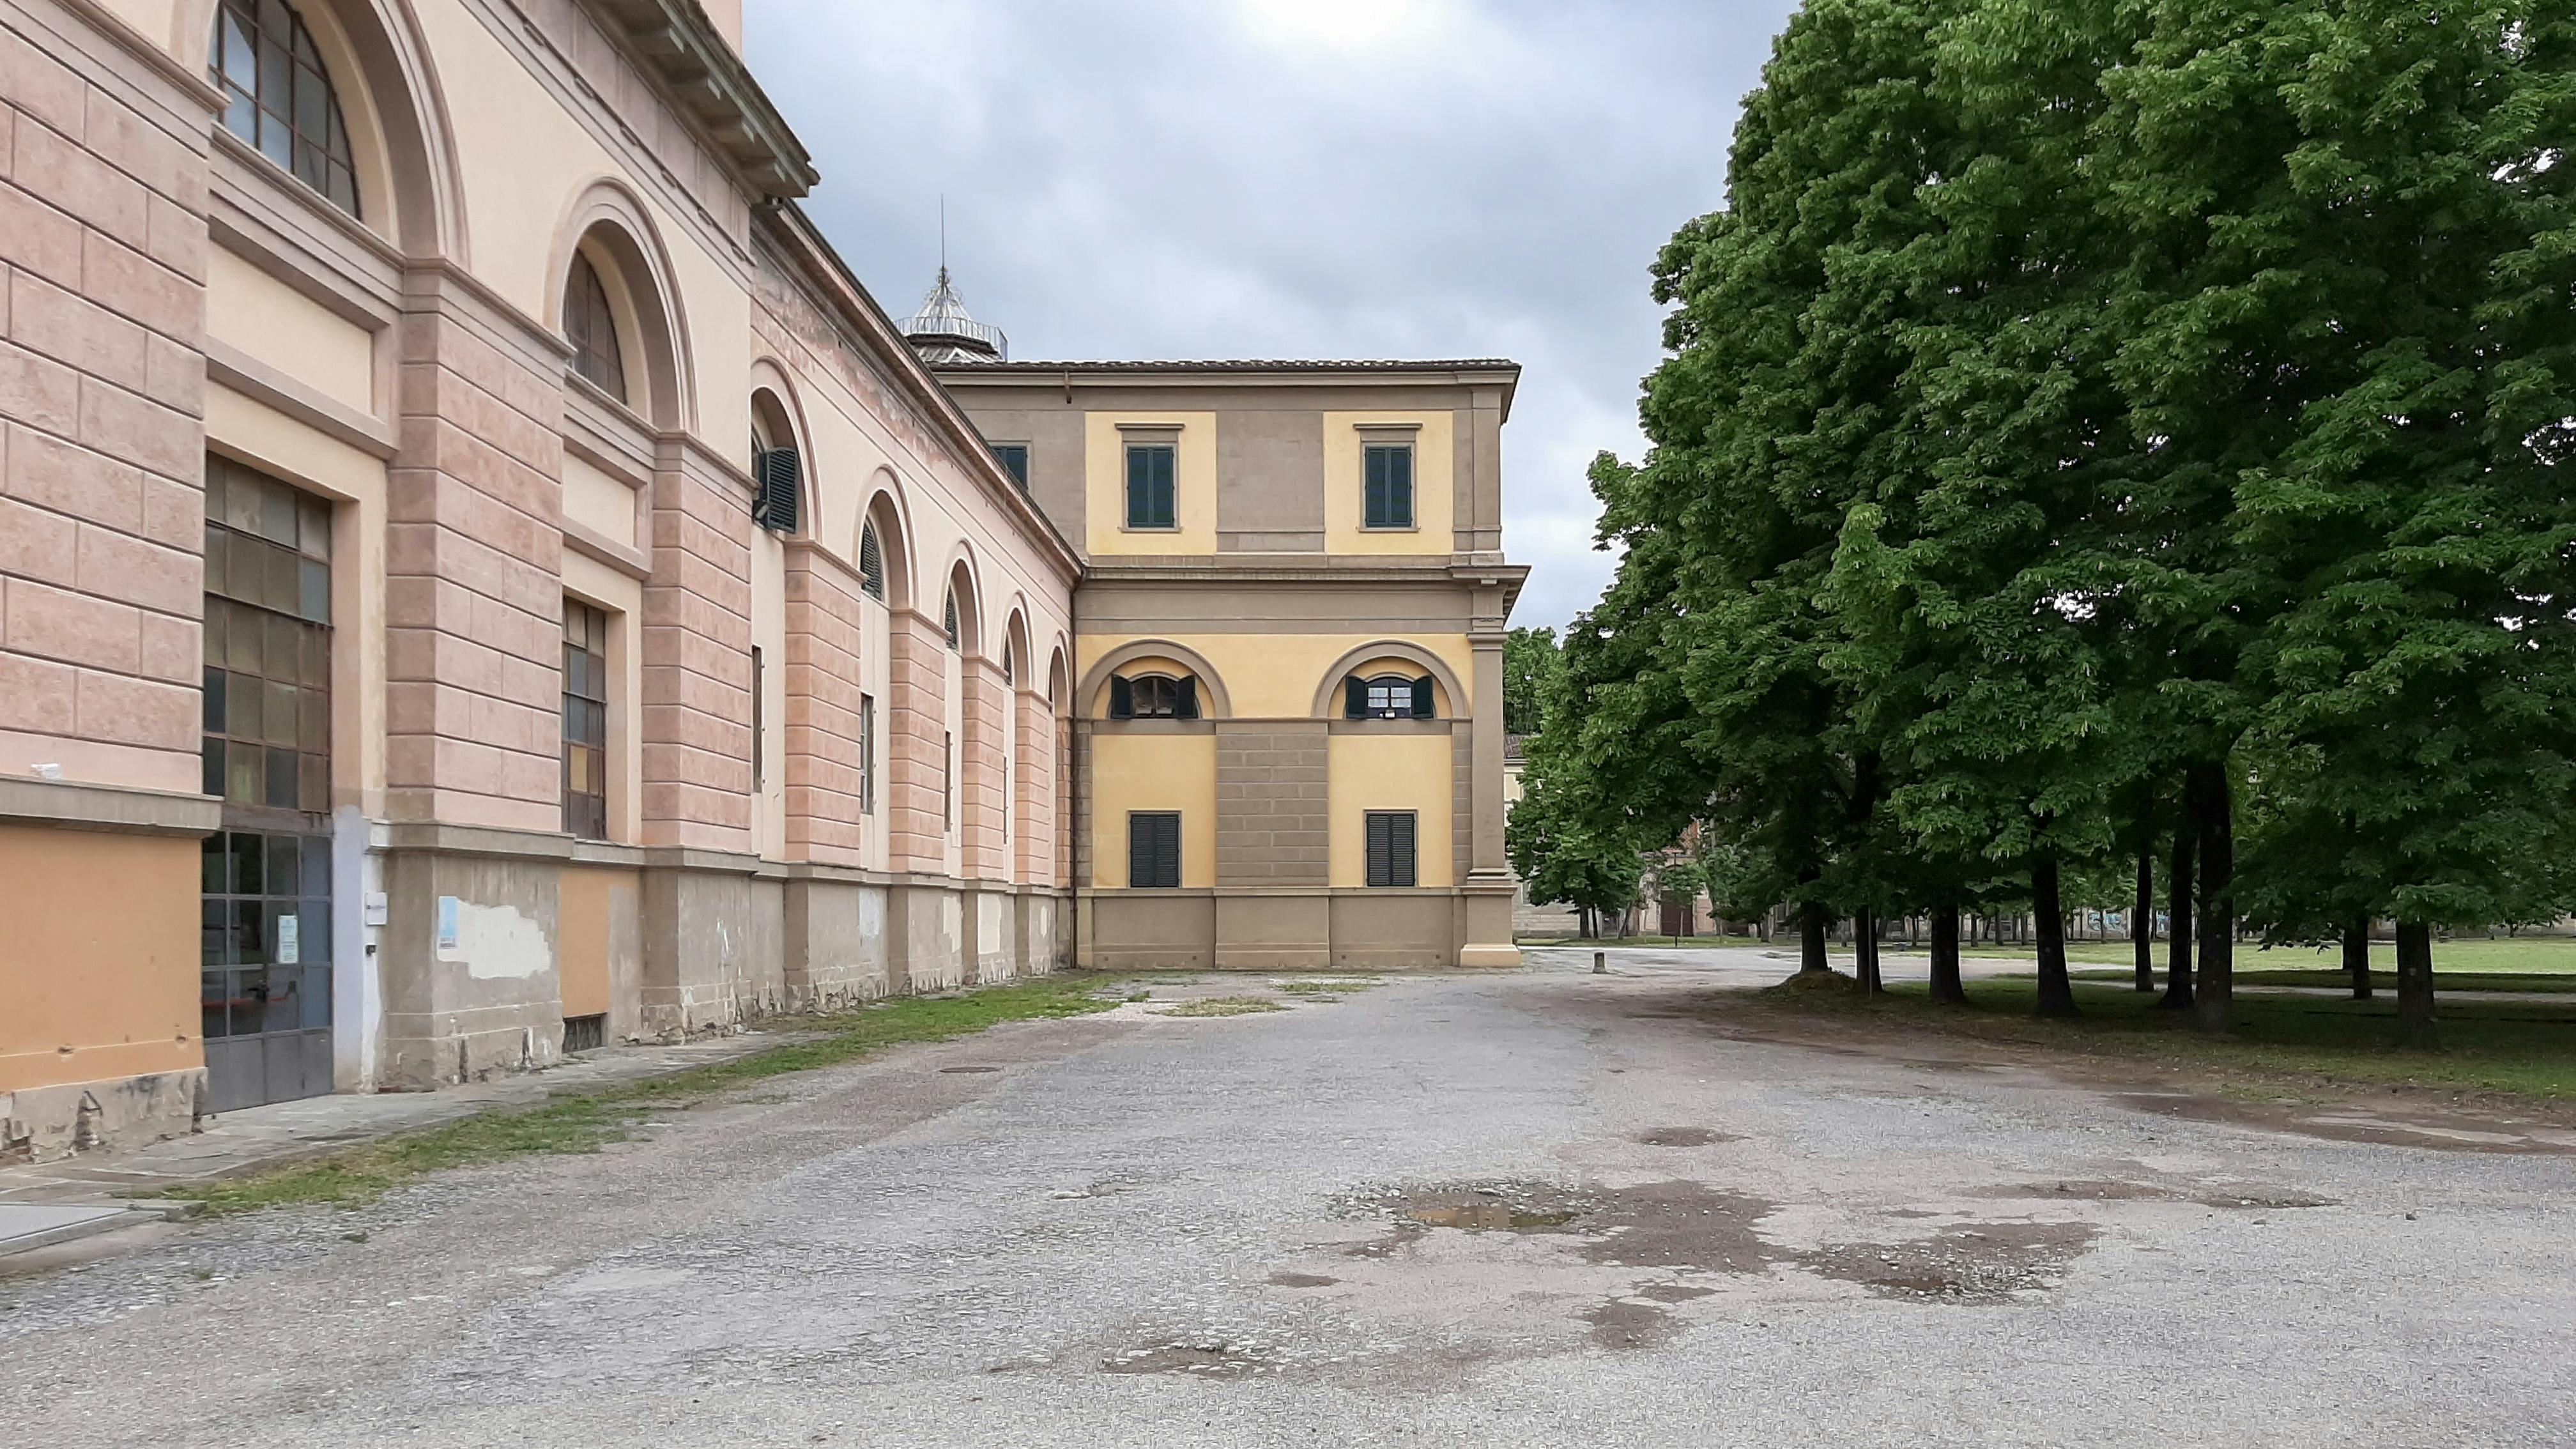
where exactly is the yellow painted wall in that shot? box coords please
[206,247,377,412]
[1076,634,1475,720]
[1321,411,1453,555]
[1084,412,1218,556]
[1088,731,1216,887]
[1328,733,1455,888]
[0,827,201,1092]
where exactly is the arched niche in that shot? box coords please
[546,180,694,429]
[180,0,466,257]
[1077,639,1233,719]
[855,473,913,610]
[749,360,812,537]
[1307,640,1470,719]
[940,550,985,659]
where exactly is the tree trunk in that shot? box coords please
[2189,762,2233,1034]
[2160,807,2195,1009]
[1929,908,1965,1004]
[1799,903,1829,974]
[2032,854,2078,1018]
[2344,917,2372,1001]
[2133,821,2156,992]
[2395,921,2437,1049]
[1856,907,1882,993]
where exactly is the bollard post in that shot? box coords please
[1593,951,1607,975]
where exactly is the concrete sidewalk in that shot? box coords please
[0,1031,808,1256]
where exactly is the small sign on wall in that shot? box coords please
[277,914,299,965]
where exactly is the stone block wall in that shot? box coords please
[0,3,210,795]
[960,656,1007,880]
[641,456,755,850]
[1216,723,1329,885]
[782,540,868,863]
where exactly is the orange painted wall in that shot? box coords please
[0,826,202,1092]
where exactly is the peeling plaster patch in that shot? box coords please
[436,901,553,979]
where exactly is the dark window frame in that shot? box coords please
[564,252,629,402]
[210,0,358,217]
[1124,441,1177,530]
[990,442,1031,489]
[858,691,877,815]
[1363,441,1416,530]
[1128,811,1183,889]
[859,521,886,601]
[1347,673,1435,721]
[1364,810,1419,888]
[562,599,610,840]
[1109,673,1199,721]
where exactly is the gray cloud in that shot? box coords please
[749,0,1795,627]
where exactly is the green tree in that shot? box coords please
[1502,626,1565,736]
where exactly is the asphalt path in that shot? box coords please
[6,951,2570,1447]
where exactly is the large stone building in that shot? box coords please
[0,0,1519,1163]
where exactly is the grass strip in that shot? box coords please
[163,973,1132,1216]
[1153,995,1285,1017]
[1735,975,2576,1099]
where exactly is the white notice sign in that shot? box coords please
[277,914,300,965]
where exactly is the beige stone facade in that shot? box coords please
[0,0,1521,1163]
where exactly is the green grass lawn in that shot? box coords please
[164,972,1139,1216]
[1517,935,1764,949]
[1738,974,2576,1098]
[2065,967,2576,994]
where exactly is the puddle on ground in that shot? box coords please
[1633,1282,1716,1303]
[1266,1272,1338,1288]
[938,1066,1001,1074]
[1804,1222,2099,1303]
[1632,1126,1744,1147]
[1583,1299,1682,1349]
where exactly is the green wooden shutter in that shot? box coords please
[1152,447,1175,527]
[1345,676,1368,719]
[753,447,801,533]
[1390,812,1416,886]
[1387,445,1413,527]
[1176,676,1200,719]
[1365,811,1392,886]
[1110,676,1133,719]
[1129,812,1180,888]
[1410,676,1434,718]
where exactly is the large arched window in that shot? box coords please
[211,0,358,217]
[1346,673,1433,720]
[943,589,962,652]
[1110,673,1200,720]
[563,253,629,402]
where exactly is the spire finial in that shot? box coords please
[938,195,948,285]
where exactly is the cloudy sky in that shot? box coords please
[747,0,1799,629]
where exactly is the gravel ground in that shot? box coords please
[4,951,2571,1447]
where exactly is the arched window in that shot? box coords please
[942,590,961,652]
[1346,673,1433,720]
[211,0,358,217]
[1110,673,1199,720]
[1002,643,1016,686]
[563,253,628,402]
[859,521,885,601]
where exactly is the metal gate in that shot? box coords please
[199,456,334,1113]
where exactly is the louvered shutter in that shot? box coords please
[859,524,884,600]
[1109,675,1133,719]
[1411,676,1435,719]
[753,447,801,533]
[1176,677,1200,719]
[1345,676,1368,719]
[1365,812,1392,886]
[1129,812,1180,888]
[1386,445,1413,526]
[1390,812,1416,885]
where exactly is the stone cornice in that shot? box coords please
[583,0,817,198]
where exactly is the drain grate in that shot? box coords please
[939,1065,1001,1074]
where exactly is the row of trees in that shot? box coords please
[1510,0,2576,1046]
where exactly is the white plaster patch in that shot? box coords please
[940,893,962,951]
[436,900,553,979]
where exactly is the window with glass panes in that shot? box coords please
[199,456,334,1079]
[563,601,610,839]
[203,456,332,817]
[210,0,358,217]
